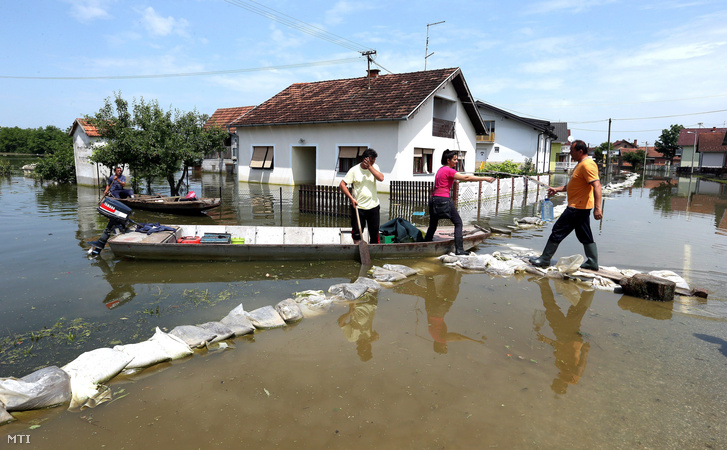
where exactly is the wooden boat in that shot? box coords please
[107,224,490,261]
[113,194,221,214]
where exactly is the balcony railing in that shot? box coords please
[476,133,495,142]
[432,118,455,139]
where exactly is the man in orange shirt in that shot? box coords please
[530,139,603,270]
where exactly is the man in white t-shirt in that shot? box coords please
[339,148,384,243]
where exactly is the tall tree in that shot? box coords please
[622,150,646,171]
[654,124,684,165]
[88,92,226,195]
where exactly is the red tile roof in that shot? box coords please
[204,106,255,132]
[231,68,479,130]
[677,127,727,146]
[69,118,101,137]
[698,131,727,153]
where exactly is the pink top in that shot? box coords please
[433,166,457,197]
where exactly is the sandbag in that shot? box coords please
[0,366,71,412]
[220,304,256,336]
[148,327,194,358]
[328,282,369,300]
[0,404,14,423]
[197,322,235,343]
[113,340,171,369]
[61,348,133,409]
[169,325,217,348]
[275,299,304,322]
[382,264,418,277]
[246,305,286,329]
[353,277,381,292]
[369,266,407,282]
[648,270,690,291]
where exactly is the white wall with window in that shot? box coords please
[250,146,274,170]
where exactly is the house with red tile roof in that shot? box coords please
[677,127,727,172]
[69,118,110,187]
[228,68,486,191]
[697,129,727,171]
[202,106,254,173]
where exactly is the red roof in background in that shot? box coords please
[204,106,255,132]
[677,127,727,146]
[698,130,727,153]
[231,68,462,127]
[69,118,101,137]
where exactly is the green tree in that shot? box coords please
[654,124,684,165]
[593,142,611,166]
[34,142,75,183]
[622,150,645,171]
[88,92,226,195]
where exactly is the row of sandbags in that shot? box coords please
[439,247,691,294]
[0,264,420,425]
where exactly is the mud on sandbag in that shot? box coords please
[275,299,303,322]
[169,325,218,348]
[220,304,256,336]
[0,366,71,417]
[353,276,381,292]
[246,305,286,329]
[382,264,418,277]
[61,347,133,410]
[369,266,407,282]
[328,282,369,300]
[197,322,235,343]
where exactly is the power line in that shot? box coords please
[0,58,362,80]
[508,92,727,108]
[224,0,373,53]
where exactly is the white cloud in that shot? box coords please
[66,0,112,22]
[139,7,189,37]
[525,0,618,14]
[324,1,376,26]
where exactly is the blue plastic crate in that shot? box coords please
[200,233,231,244]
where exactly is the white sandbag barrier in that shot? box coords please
[438,246,694,296]
[0,272,389,424]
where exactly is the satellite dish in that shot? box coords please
[567,136,575,143]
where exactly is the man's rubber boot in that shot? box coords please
[454,236,468,255]
[580,242,599,270]
[529,239,559,268]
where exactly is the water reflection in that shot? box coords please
[337,295,379,362]
[618,295,674,320]
[92,257,136,309]
[396,268,485,354]
[532,278,593,394]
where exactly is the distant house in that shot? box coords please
[678,127,727,172]
[474,101,556,173]
[229,68,486,191]
[548,122,570,172]
[697,129,727,172]
[69,118,108,187]
[202,106,254,173]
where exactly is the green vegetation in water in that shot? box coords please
[0,160,11,175]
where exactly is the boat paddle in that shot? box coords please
[353,206,371,265]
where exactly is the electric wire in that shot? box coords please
[0,58,362,80]
[224,0,373,53]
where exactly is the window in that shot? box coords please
[250,146,273,170]
[338,146,366,173]
[494,146,500,153]
[413,148,434,174]
[456,151,466,172]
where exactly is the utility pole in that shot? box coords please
[606,118,612,178]
[425,21,445,70]
[361,50,377,89]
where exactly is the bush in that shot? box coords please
[0,160,11,175]
[34,146,76,184]
[477,160,526,177]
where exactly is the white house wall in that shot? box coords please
[72,129,109,187]
[236,79,480,192]
[477,110,551,172]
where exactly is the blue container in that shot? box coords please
[541,198,554,221]
[200,233,231,244]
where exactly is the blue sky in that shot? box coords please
[2,0,726,146]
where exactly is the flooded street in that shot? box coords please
[2,172,727,448]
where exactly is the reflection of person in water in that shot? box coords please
[533,278,594,394]
[337,298,379,362]
[425,269,485,354]
[92,257,136,309]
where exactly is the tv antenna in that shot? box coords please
[425,21,445,70]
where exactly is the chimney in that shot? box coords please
[367,68,380,78]
[634,139,637,146]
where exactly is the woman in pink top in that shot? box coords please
[424,150,495,255]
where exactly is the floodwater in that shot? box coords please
[2,170,727,448]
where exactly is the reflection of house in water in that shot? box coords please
[670,178,727,232]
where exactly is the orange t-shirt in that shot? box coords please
[566,157,599,209]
